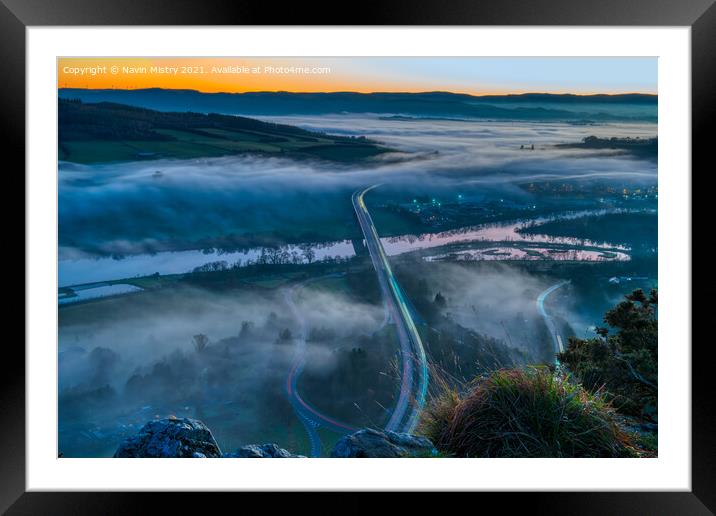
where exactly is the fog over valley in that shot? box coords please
[59,115,656,259]
[58,105,658,458]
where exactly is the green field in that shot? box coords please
[58,99,394,164]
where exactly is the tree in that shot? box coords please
[301,246,316,264]
[192,334,209,353]
[558,289,657,418]
[238,321,254,341]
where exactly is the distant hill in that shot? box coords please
[474,92,657,104]
[556,135,658,159]
[58,98,393,164]
[58,89,658,122]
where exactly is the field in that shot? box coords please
[58,99,394,164]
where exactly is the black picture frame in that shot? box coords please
[4,0,710,512]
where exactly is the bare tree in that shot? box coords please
[301,247,316,264]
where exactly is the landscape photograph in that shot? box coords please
[57,57,658,459]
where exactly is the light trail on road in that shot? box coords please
[537,280,570,364]
[352,186,429,434]
[283,275,357,458]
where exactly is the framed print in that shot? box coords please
[5,0,712,512]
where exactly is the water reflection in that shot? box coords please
[380,209,631,256]
[59,283,144,304]
[58,240,357,287]
[425,247,630,263]
[59,209,635,289]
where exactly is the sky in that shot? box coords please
[58,57,657,95]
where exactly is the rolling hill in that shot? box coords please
[58,89,658,122]
[58,98,392,164]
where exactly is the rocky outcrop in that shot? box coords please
[224,443,305,458]
[115,419,435,458]
[331,428,437,458]
[114,418,222,458]
[114,418,303,458]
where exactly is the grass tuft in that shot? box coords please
[419,366,638,458]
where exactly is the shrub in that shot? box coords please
[558,289,657,418]
[419,366,636,458]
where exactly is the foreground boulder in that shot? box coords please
[224,443,305,458]
[331,428,437,458]
[114,419,435,458]
[114,418,222,458]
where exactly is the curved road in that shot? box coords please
[352,186,429,434]
[283,276,357,457]
[536,280,570,364]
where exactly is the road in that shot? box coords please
[283,276,357,457]
[536,280,570,363]
[352,186,429,434]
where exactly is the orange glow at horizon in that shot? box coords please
[58,57,503,95]
[57,57,655,96]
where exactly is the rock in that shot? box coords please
[224,443,305,458]
[114,418,222,458]
[113,417,306,458]
[331,428,437,458]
